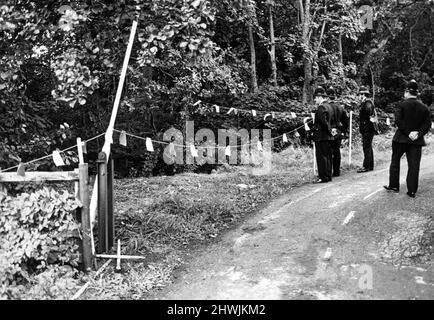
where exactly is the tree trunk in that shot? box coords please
[338,31,344,79]
[268,4,277,86]
[302,0,312,104]
[298,0,304,25]
[356,37,390,83]
[248,24,259,93]
[370,65,375,101]
[303,60,313,104]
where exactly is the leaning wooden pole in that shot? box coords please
[89,21,138,234]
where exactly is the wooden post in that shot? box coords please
[77,138,84,164]
[313,143,317,176]
[79,163,92,272]
[349,111,353,166]
[107,157,114,250]
[312,115,317,176]
[97,152,108,253]
[116,239,121,271]
[74,168,79,200]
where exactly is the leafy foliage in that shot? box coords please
[0,187,81,299]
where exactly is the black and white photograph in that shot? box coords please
[1,0,434,309]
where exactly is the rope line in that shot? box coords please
[113,121,311,151]
[0,109,396,174]
[0,133,106,173]
[193,101,395,123]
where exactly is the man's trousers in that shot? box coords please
[362,133,375,170]
[330,139,342,176]
[388,141,423,194]
[315,141,332,181]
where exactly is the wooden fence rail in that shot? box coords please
[0,171,79,183]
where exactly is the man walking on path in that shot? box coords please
[357,86,378,173]
[311,86,334,183]
[328,87,349,177]
[384,80,432,198]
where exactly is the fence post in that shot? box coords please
[312,115,317,176]
[79,163,93,272]
[97,152,108,253]
[349,111,353,166]
[313,144,317,176]
[107,157,114,251]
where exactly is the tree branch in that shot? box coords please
[409,8,426,68]
[298,0,305,26]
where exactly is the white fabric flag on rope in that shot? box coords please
[168,142,176,157]
[17,163,26,177]
[304,117,310,131]
[311,113,316,123]
[146,138,154,152]
[432,122,434,129]
[283,134,288,143]
[225,146,231,156]
[386,117,391,126]
[291,112,297,119]
[264,113,272,121]
[215,105,220,113]
[294,131,300,138]
[190,144,198,158]
[227,107,235,115]
[257,141,263,151]
[82,141,87,154]
[119,131,127,146]
[252,110,257,117]
[272,112,276,119]
[52,150,65,167]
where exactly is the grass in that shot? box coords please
[74,131,434,300]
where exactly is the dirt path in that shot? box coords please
[151,152,434,300]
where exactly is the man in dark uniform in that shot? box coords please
[384,80,431,198]
[311,86,334,183]
[357,86,378,173]
[327,87,349,177]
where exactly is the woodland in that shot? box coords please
[1,0,434,300]
[1,0,433,176]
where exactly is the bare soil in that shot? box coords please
[148,153,434,300]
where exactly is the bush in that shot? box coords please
[0,187,81,298]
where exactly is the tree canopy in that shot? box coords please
[1,0,433,174]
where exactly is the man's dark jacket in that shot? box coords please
[330,102,349,139]
[393,98,431,146]
[312,102,334,142]
[359,99,377,134]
